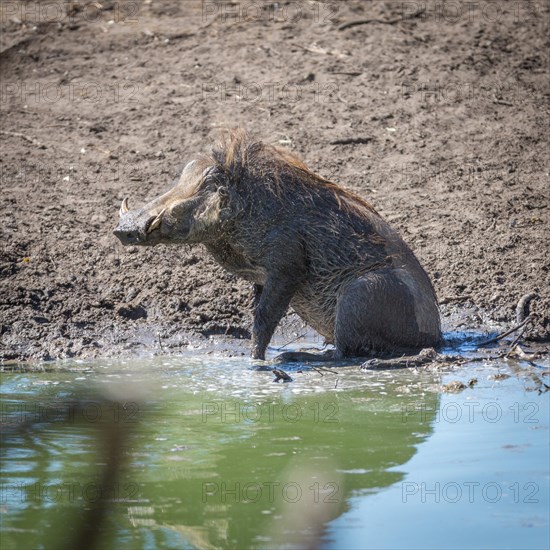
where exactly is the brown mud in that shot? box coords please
[1,1,548,362]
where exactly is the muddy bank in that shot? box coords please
[1,1,548,362]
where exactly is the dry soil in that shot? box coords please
[1,0,548,361]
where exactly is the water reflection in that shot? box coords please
[1,357,441,549]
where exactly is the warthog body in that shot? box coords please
[114,131,441,360]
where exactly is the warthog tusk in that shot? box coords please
[119,197,129,217]
[147,209,165,233]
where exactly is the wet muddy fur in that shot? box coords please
[115,130,441,360]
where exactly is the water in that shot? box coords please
[1,339,548,550]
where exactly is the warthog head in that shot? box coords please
[114,159,230,247]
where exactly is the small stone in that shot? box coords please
[441,381,467,393]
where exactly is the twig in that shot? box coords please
[361,348,439,370]
[493,94,514,106]
[330,137,373,145]
[480,292,537,349]
[338,8,425,31]
[478,316,533,347]
[0,130,41,146]
[307,365,338,375]
[274,332,307,351]
[361,348,506,370]
[294,43,329,55]
[315,366,339,375]
[507,322,531,351]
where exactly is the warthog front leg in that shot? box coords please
[251,277,298,360]
[252,283,263,310]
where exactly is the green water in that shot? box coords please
[1,344,549,549]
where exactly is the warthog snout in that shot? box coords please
[113,226,142,245]
[113,197,167,246]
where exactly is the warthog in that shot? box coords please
[114,130,441,360]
